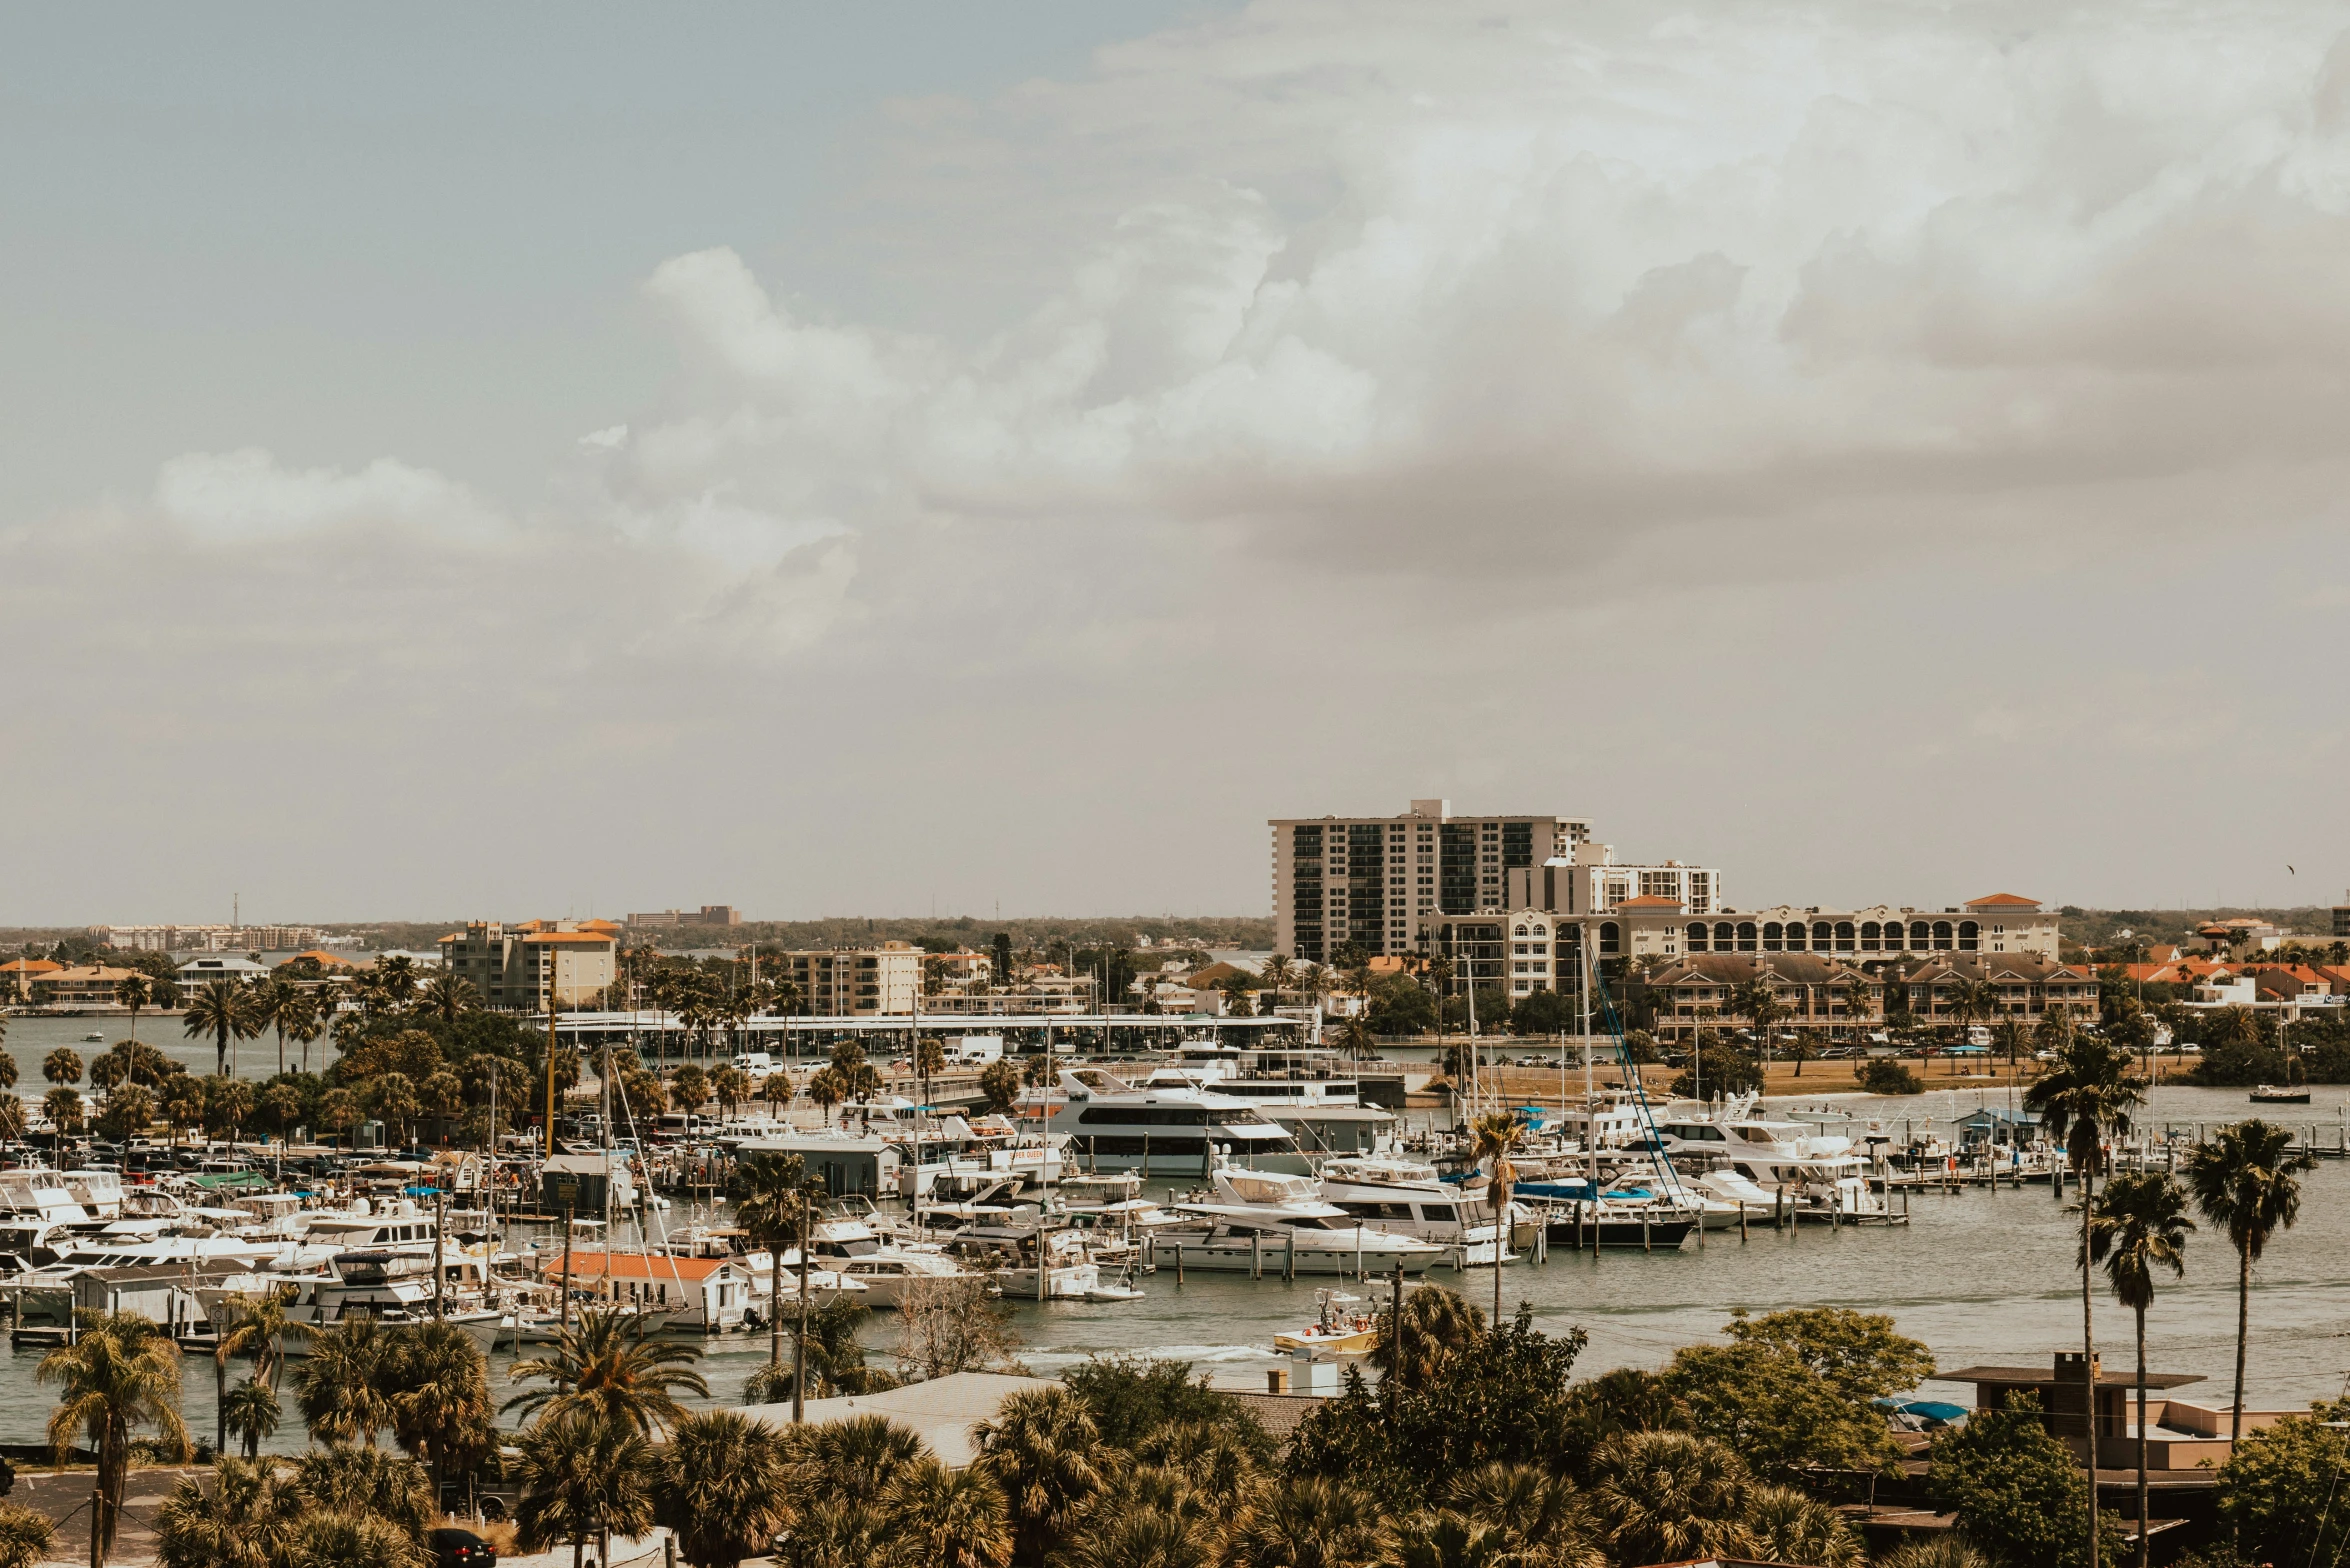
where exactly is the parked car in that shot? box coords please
[428,1527,496,1568]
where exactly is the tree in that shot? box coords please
[1857,1057,1925,1095]
[1732,978,1790,1067]
[1466,1111,1524,1328]
[897,1275,1025,1383]
[506,1306,711,1435]
[1946,977,1999,1054]
[2214,1410,2350,1568]
[972,1384,1117,1566]
[1060,1356,1272,1463]
[215,1289,301,1457]
[656,1409,791,1568]
[114,973,151,1041]
[514,1409,656,1568]
[806,1066,848,1119]
[43,1047,83,1089]
[222,1378,280,1460]
[281,987,326,1075]
[95,1082,155,1144]
[2086,1172,2193,1568]
[1366,1283,1485,1389]
[1670,1044,1762,1100]
[295,1317,396,1446]
[2182,1119,2315,1442]
[1785,1028,1823,1078]
[979,1058,1022,1115]
[163,1075,207,1148]
[420,972,480,1026]
[293,1442,435,1542]
[879,1456,1014,1568]
[183,977,263,1076]
[2026,1027,2144,1568]
[734,1151,816,1389]
[1929,1394,2108,1568]
[386,1320,495,1502]
[1745,1483,1862,1568]
[156,1457,290,1568]
[1589,1430,1754,1567]
[1444,1461,1605,1567]
[710,1065,752,1123]
[42,1086,84,1166]
[1223,1475,1386,1568]
[40,1310,191,1568]
[364,1071,420,1147]
[671,1063,712,1112]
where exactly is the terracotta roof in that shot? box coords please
[276,950,356,969]
[1964,893,2043,908]
[523,932,619,946]
[0,960,64,974]
[1617,895,1684,908]
[548,1252,730,1282]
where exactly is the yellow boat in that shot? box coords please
[1274,1289,1376,1355]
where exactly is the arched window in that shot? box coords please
[1958,921,1979,951]
[1860,921,1881,950]
[1932,921,1953,950]
[1763,922,1784,951]
[1514,925,1528,937]
[1714,922,1734,948]
[1835,921,1855,952]
[1909,921,1931,947]
[1599,922,1621,955]
[1736,922,1757,952]
[1686,923,1709,951]
[1812,922,1835,949]
[1532,924,1546,936]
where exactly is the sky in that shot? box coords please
[5,1,2349,928]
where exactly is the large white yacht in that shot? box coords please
[1156,1166,1445,1277]
[1041,1069,1306,1177]
[1314,1155,1518,1267]
[797,1209,990,1308]
[1132,1045,1395,1156]
[1655,1094,1896,1223]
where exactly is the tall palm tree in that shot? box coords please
[1468,1111,1524,1327]
[277,987,324,1076]
[43,1047,83,1090]
[655,1409,792,1568]
[39,1311,190,1568]
[254,975,297,1077]
[1945,977,1999,1059]
[734,1152,815,1390]
[1448,1461,1603,1567]
[972,1384,1116,1566]
[1840,976,1873,1044]
[2182,1119,2315,1442]
[113,973,151,1041]
[221,1379,281,1461]
[213,1289,302,1456]
[2026,1027,2145,1568]
[506,1307,710,1435]
[420,971,480,1027]
[41,1086,84,1168]
[515,1408,656,1568]
[182,977,262,1077]
[293,1317,396,1446]
[2087,1171,2194,1568]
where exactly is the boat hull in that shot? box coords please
[1146,1238,1438,1277]
[1537,1213,1695,1250]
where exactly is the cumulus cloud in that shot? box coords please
[153,448,509,544]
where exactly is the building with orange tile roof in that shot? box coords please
[544,1250,751,1330]
[437,920,617,1012]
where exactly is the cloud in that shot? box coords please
[152,448,509,545]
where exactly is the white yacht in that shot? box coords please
[1041,1069,1307,1176]
[1132,1045,1395,1156]
[1157,1166,1445,1277]
[1315,1156,1518,1267]
[798,1210,989,1308]
[201,1253,506,1349]
[1656,1094,1898,1224]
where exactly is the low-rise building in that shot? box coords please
[29,965,144,1007]
[1642,954,1887,1045]
[438,920,619,1011]
[545,1252,749,1332]
[1901,957,2101,1022]
[176,956,269,991]
[779,942,922,1016]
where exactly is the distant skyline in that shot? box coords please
[6,3,2348,925]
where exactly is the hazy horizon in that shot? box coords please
[8,3,2348,926]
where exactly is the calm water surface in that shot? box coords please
[6,1014,2348,1451]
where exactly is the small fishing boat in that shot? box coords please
[1274,1289,1376,1356]
[2250,1085,2311,1104]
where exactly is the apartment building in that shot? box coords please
[1644,954,1889,1045]
[1505,843,1721,916]
[438,920,619,1012]
[1270,799,1592,963]
[1902,957,2100,1021]
[625,906,741,930]
[779,942,921,1016]
[98,924,324,953]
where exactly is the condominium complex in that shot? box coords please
[438,920,619,1011]
[1270,799,1592,963]
[778,942,922,1016]
[625,906,741,930]
[96,924,324,953]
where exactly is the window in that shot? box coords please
[1737,923,1757,952]
[1686,922,1708,951]
[1763,922,1783,951]
[1599,923,1620,955]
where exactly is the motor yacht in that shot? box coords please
[1131,1044,1396,1157]
[1315,1155,1518,1267]
[797,1209,990,1308]
[1157,1165,1444,1277]
[1040,1069,1307,1177]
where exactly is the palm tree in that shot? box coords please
[182,977,262,1076]
[293,1317,396,1446]
[155,1457,290,1568]
[2087,1171,2194,1568]
[113,973,151,1041]
[734,1151,814,1390]
[420,971,480,1026]
[41,1086,83,1167]
[654,1409,791,1568]
[972,1384,1116,1566]
[1467,1111,1524,1327]
[880,1457,1014,1568]
[1945,976,1999,1063]
[1590,1430,1755,1568]
[255,976,297,1077]
[291,1442,435,1539]
[2182,1119,2315,1442]
[1448,1462,1603,1567]
[2026,1027,2145,1568]
[387,1321,495,1503]
[1369,1283,1485,1389]
[221,1379,281,1461]
[39,1310,190,1568]
[1223,1475,1385,1568]
[214,1289,302,1455]
[279,987,324,1075]
[43,1047,83,1090]
[515,1408,657,1568]
[1744,1483,1861,1568]
[506,1306,710,1435]
[1840,975,1873,1043]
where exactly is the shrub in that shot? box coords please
[1858,1058,1924,1095]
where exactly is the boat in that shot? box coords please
[1515,1178,1701,1249]
[798,1209,991,1308]
[1039,1068,1309,1177]
[79,1033,103,1044]
[1130,1044,1396,1156]
[1274,1289,1377,1356]
[1155,1165,1445,1277]
[1315,1155,1519,1266]
[2250,1085,2311,1104]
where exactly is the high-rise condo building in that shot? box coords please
[1269,799,1592,963]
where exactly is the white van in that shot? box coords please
[732,1052,778,1079]
[948,1034,1004,1065]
